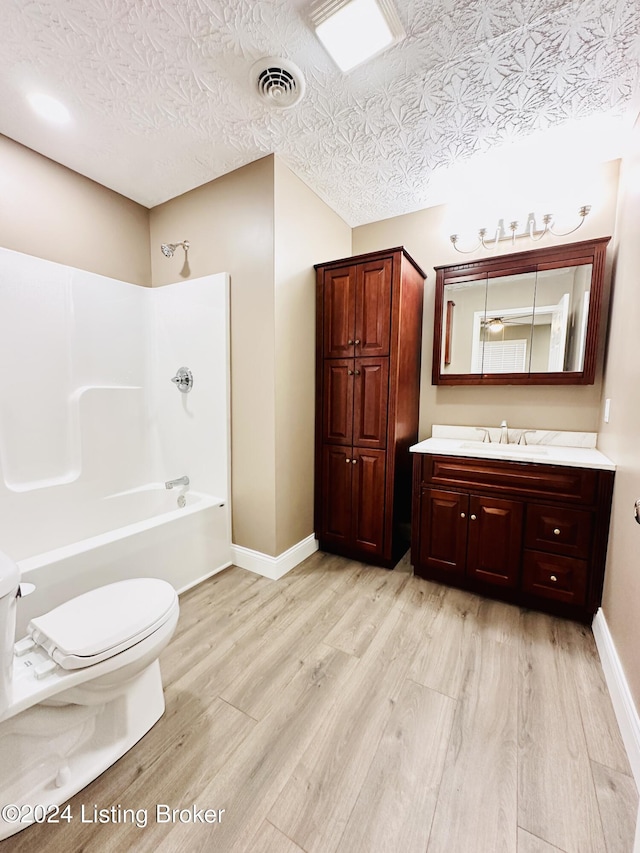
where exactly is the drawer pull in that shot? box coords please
[470,514,477,521]
[460,512,466,518]
[550,575,558,582]
[553,528,561,536]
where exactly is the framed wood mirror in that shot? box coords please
[432,236,610,385]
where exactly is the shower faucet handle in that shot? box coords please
[171,367,193,393]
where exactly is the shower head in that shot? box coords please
[160,240,189,258]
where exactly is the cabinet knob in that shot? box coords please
[352,458,357,464]
[347,339,354,345]
[354,369,360,375]
[470,514,477,521]
[460,512,466,518]
[345,458,351,463]
[348,370,354,375]
[354,339,360,344]
[550,575,558,582]
[553,528,561,536]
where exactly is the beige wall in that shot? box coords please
[150,157,277,554]
[599,116,640,710]
[273,159,351,554]
[150,155,350,557]
[352,159,620,438]
[0,135,150,285]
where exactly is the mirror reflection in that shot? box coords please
[441,264,592,375]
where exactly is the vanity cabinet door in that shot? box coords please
[323,265,356,358]
[322,360,354,445]
[320,445,353,548]
[351,448,387,557]
[322,259,392,359]
[319,446,387,557]
[355,258,392,357]
[323,357,388,448]
[466,495,523,588]
[352,358,389,448]
[416,488,468,579]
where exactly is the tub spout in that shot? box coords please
[165,476,190,489]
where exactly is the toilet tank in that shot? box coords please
[0,552,19,717]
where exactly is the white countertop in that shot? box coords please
[410,431,616,471]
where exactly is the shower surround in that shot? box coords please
[0,248,231,635]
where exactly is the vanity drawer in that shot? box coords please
[421,455,597,504]
[525,505,593,558]
[522,551,587,606]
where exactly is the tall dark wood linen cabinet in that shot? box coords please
[314,248,426,568]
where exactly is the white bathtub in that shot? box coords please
[13,484,232,638]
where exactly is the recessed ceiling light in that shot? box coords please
[27,93,71,124]
[310,0,405,73]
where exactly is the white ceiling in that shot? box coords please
[1,0,638,226]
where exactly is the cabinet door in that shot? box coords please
[466,495,523,587]
[322,359,354,445]
[352,358,389,448]
[323,266,356,358]
[355,259,392,357]
[351,448,386,556]
[416,488,468,579]
[319,445,353,547]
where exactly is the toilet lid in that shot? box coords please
[28,578,178,670]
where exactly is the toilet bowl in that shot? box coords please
[0,551,179,840]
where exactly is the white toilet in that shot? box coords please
[0,550,179,840]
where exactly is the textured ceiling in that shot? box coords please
[0,0,638,226]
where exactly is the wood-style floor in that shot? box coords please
[2,551,637,852]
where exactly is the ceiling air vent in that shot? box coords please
[251,57,305,109]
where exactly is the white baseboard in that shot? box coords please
[231,535,318,581]
[592,608,640,788]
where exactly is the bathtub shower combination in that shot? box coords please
[0,247,232,839]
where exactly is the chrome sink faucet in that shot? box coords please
[165,476,190,489]
[499,420,509,444]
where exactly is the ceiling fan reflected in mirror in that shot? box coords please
[483,315,535,334]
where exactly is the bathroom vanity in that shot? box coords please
[411,427,615,622]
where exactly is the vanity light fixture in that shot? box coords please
[450,205,592,254]
[310,0,405,72]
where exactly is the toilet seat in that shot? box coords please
[27,579,178,670]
